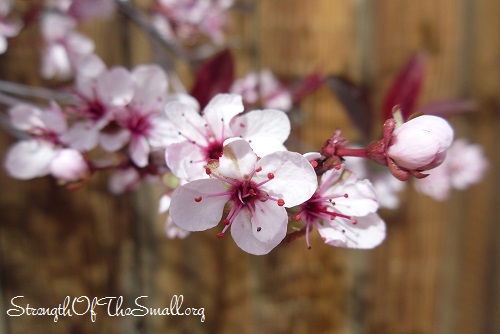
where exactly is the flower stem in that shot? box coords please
[335,147,368,158]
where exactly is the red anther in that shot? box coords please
[205,168,212,175]
[310,160,318,168]
[216,232,225,239]
[352,219,358,225]
[344,193,349,198]
[248,189,256,196]
[329,215,335,220]
[257,227,262,232]
[267,173,275,179]
[295,214,302,221]
[277,198,285,206]
[223,218,230,225]
[334,164,342,170]
[239,123,245,127]
[308,246,312,250]
[194,196,202,202]
[255,166,262,172]
[321,237,326,242]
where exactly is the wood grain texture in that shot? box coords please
[0,0,498,333]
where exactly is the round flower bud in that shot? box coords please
[387,115,454,171]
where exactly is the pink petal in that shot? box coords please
[8,104,44,131]
[131,64,168,110]
[218,138,257,180]
[49,148,88,181]
[166,141,207,181]
[60,121,99,151]
[4,140,57,179]
[202,94,243,141]
[164,101,208,145]
[100,129,131,152]
[231,109,290,156]
[108,168,140,194]
[129,136,150,168]
[256,151,317,207]
[158,194,171,213]
[318,213,386,249]
[327,179,379,216]
[96,67,134,107]
[170,179,230,231]
[251,200,288,243]
[230,207,287,255]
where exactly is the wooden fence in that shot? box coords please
[0,0,498,333]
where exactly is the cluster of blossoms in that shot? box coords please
[0,1,489,256]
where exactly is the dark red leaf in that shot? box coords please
[292,72,325,104]
[325,75,373,138]
[190,49,234,109]
[382,52,427,121]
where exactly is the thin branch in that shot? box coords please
[0,80,75,103]
[115,0,193,64]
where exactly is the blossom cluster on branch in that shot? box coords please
[0,0,489,255]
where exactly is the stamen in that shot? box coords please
[310,160,318,168]
[205,168,211,175]
[257,227,262,232]
[306,225,312,250]
[194,196,202,202]
[207,171,239,187]
[277,198,285,206]
[216,232,225,239]
[267,173,274,179]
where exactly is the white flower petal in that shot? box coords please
[202,94,243,141]
[158,194,171,213]
[100,129,131,152]
[96,67,134,107]
[318,213,386,249]
[256,151,317,207]
[251,200,288,243]
[230,207,287,255]
[4,140,57,179]
[130,136,150,168]
[132,64,168,110]
[231,109,290,155]
[218,138,257,180]
[60,121,99,151]
[8,104,44,131]
[165,141,207,181]
[170,179,230,231]
[164,101,207,145]
[329,179,379,216]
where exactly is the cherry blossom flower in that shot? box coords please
[295,159,385,249]
[169,138,317,255]
[230,69,293,111]
[4,103,67,179]
[164,93,290,180]
[0,0,22,54]
[40,12,95,79]
[152,0,233,45]
[414,139,488,201]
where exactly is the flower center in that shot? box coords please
[194,166,285,239]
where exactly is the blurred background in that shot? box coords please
[0,0,499,333]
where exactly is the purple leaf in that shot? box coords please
[416,99,476,118]
[190,49,234,109]
[383,52,427,121]
[325,75,373,138]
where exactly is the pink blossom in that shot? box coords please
[4,103,67,179]
[414,139,488,200]
[40,12,95,79]
[49,148,89,181]
[230,69,293,111]
[108,168,141,194]
[169,139,317,255]
[152,0,233,45]
[295,162,385,249]
[164,93,290,180]
[387,115,454,171]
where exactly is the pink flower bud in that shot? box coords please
[387,115,454,171]
[49,149,89,181]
